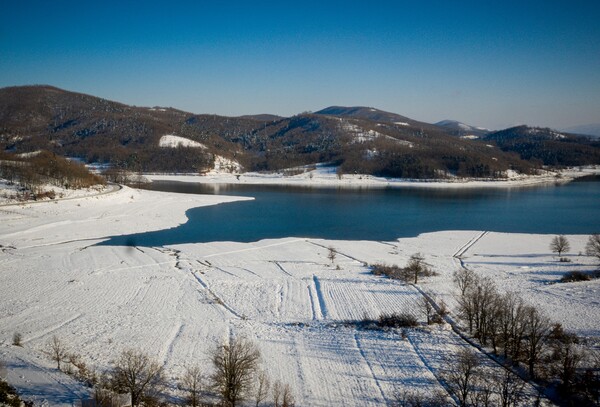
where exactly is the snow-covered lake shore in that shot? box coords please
[145,166,600,189]
[0,184,598,406]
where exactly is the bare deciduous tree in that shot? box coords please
[281,383,295,407]
[405,253,430,284]
[418,295,434,325]
[586,234,600,262]
[327,246,336,264]
[272,380,282,407]
[523,306,551,379]
[393,388,449,406]
[111,348,164,407]
[180,364,204,407]
[494,369,525,407]
[444,349,480,406]
[46,335,69,371]
[254,370,270,407]
[453,268,476,297]
[550,235,570,257]
[211,336,261,407]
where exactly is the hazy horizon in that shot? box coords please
[2,1,599,130]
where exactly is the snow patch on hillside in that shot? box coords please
[340,120,413,146]
[159,135,207,149]
[211,155,242,173]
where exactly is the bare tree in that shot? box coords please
[523,306,551,379]
[327,246,336,264]
[494,369,525,407]
[496,292,527,360]
[211,336,261,407]
[405,253,430,284]
[586,234,600,262]
[393,388,448,406]
[469,374,494,407]
[550,235,570,257]
[444,348,480,406]
[418,295,434,325]
[111,348,164,407]
[272,380,282,407]
[46,335,69,370]
[281,383,295,407]
[180,364,204,407]
[254,370,270,407]
[453,268,476,297]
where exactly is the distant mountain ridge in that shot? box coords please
[1,85,599,178]
[315,106,441,131]
[562,123,600,138]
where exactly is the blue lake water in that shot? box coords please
[99,177,600,246]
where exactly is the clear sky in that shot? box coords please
[1,0,599,130]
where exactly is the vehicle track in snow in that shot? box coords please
[453,231,488,260]
[21,313,83,345]
[312,276,328,319]
[353,332,388,405]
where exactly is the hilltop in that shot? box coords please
[1,86,599,179]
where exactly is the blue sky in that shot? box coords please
[1,1,599,129]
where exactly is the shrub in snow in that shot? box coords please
[11,333,22,347]
[378,313,418,328]
[0,375,22,407]
[560,271,591,283]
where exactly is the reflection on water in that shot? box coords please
[98,180,600,246]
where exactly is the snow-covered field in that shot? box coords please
[0,185,598,405]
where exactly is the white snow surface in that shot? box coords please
[158,134,207,149]
[0,182,598,405]
[146,166,600,189]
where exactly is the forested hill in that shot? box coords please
[1,86,598,178]
[483,126,600,167]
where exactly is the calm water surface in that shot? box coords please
[100,177,600,245]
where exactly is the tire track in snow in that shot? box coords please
[202,238,304,259]
[272,261,294,277]
[237,267,260,278]
[158,246,243,320]
[312,276,328,319]
[308,241,368,266]
[160,322,185,367]
[21,313,83,345]
[307,284,322,320]
[453,231,488,259]
[353,332,387,405]
[404,331,458,405]
[191,272,242,319]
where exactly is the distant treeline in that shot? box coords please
[0,150,105,196]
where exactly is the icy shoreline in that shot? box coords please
[145,166,600,189]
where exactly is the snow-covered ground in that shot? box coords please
[146,165,600,189]
[0,180,114,205]
[0,184,598,405]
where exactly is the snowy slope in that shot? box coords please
[0,188,596,405]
